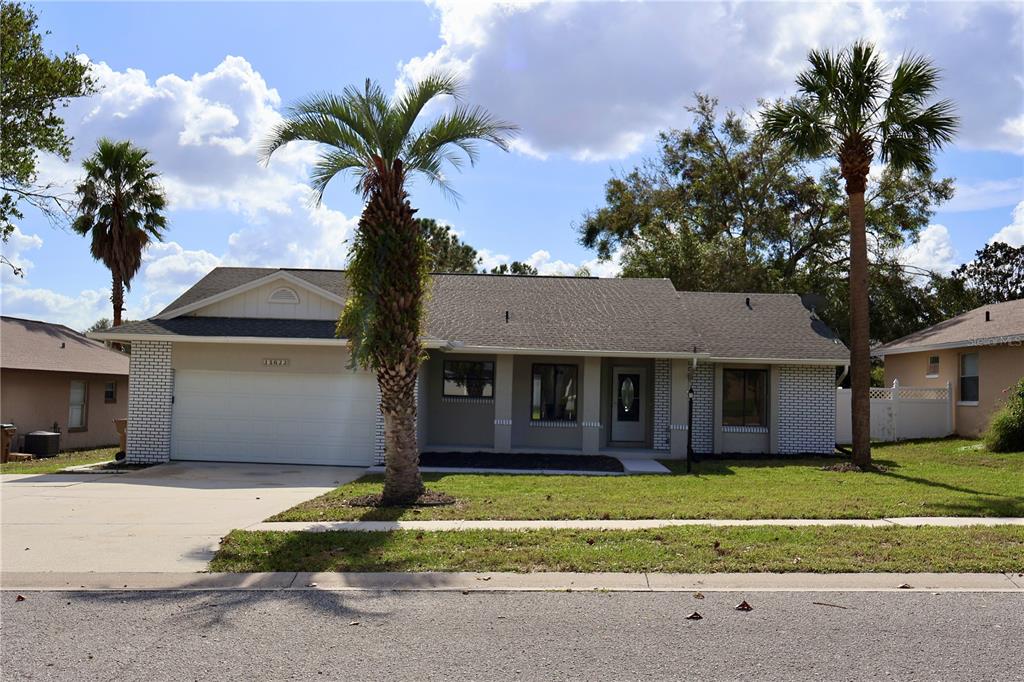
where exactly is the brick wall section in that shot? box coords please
[778,364,836,454]
[374,381,385,465]
[690,361,714,454]
[653,359,671,451]
[126,340,174,464]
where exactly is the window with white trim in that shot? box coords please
[68,380,87,430]
[926,355,939,378]
[959,352,979,403]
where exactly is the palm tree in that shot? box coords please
[262,74,516,504]
[763,42,957,468]
[73,138,167,329]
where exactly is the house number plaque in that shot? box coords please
[263,358,289,367]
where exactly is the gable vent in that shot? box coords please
[268,286,300,304]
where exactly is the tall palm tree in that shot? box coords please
[73,138,167,329]
[262,74,516,504]
[763,42,957,468]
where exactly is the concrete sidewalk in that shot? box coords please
[249,516,1024,532]
[2,571,1021,592]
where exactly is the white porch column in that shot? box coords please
[581,356,602,452]
[670,359,690,458]
[493,354,514,451]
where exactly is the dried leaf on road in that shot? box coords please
[735,600,753,611]
[685,611,703,620]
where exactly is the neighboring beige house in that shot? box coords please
[1,316,129,450]
[92,268,849,466]
[873,299,1024,437]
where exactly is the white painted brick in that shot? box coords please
[126,340,173,464]
[777,364,836,454]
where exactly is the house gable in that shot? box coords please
[159,271,344,321]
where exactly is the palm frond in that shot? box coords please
[761,99,833,158]
[388,71,462,154]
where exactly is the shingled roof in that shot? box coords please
[873,299,1024,355]
[1,316,129,375]
[106,267,848,362]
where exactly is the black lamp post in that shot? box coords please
[686,386,694,474]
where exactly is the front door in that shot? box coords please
[611,366,646,443]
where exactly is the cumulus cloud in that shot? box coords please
[990,201,1024,247]
[9,55,362,327]
[403,0,1023,160]
[0,227,44,284]
[901,223,959,275]
[1,285,110,331]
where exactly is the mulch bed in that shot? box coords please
[346,490,457,508]
[418,451,625,473]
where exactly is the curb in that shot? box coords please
[2,571,1021,592]
[248,517,1024,532]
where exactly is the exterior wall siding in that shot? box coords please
[777,364,836,454]
[374,381,385,465]
[690,361,714,454]
[653,359,671,451]
[126,340,174,464]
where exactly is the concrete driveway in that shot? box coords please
[0,462,364,573]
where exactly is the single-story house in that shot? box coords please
[873,298,1024,437]
[1,316,129,450]
[90,268,849,466]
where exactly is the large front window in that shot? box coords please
[722,369,767,427]
[959,352,979,403]
[443,360,495,398]
[531,364,578,421]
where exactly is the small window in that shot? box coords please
[68,380,87,430]
[531,364,578,421]
[959,352,979,403]
[926,355,940,378]
[268,286,299,304]
[442,360,494,398]
[104,381,117,404]
[722,369,767,427]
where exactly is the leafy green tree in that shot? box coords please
[86,317,111,333]
[762,42,957,468]
[1,1,95,239]
[419,218,480,273]
[489,261,538,275]
[73,139,167,329]
[579,95,955,347]
[262,74,515,504]
[952,241,1024,304]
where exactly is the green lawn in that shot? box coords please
[270,439,1024,522]
[0,447,118,474]
[210,525,1024,573]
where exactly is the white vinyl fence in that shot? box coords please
[836,380,953,444]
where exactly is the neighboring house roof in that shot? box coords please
[1,316,129,375]
[101,267,849,362]
[873,299,1024,356]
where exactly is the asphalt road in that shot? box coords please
[2,590,1022,681]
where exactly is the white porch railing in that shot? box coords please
[836,379,953,444]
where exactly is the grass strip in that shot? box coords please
[210,525,1024,574]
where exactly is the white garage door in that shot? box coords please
[171,369,377,466]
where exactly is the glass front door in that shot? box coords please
[611,367,645,442]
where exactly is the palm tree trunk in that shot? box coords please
[357,161,426,505]
[111,271,124,327]
[847,187,872,467]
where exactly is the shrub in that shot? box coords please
[984,377,1024,453]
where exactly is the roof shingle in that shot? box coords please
[874,299,1024,354]
[1,316,129,374]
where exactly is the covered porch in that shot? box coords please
[415,350,697,459]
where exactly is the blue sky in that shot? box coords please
[2,1,1022,330]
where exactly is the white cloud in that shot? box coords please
[0,227,44,283]
[402,1,1023,160]
[990,201,1024,247]
[0,285,109,332]
[945,177,1024,212]
[901,223,958,275]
